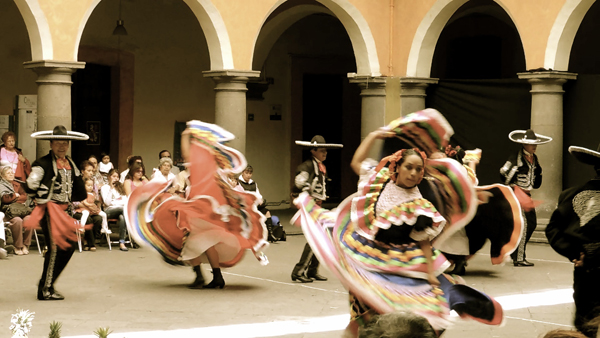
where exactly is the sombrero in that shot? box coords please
[569,144,600,166]
[295,135,343,149]
[508,129,552,145]
[31,125,89,141]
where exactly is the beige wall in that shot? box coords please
[80,0,215,168]
[5,0,597,183]
[19,0,586,76]
[0,1,38,159]
[38,0,97,61]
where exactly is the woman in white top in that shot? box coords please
[150,157,176,183]
[101,169,128,251]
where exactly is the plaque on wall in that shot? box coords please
[87,121,101,145]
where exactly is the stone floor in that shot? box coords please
[0,208,579,338]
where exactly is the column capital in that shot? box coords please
[24,60,86,70]
[348,75,386,86]
[399,77,439,86]
[24,60,86,86]
[349,75,386,97]
[518,71,577,95]
[202,69,260,79]
[517,70,577,81]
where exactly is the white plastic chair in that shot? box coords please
[1,211,42,255]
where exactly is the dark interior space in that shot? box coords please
[431,0,525,79]
[302,73,345,202]
[563,1,600,188]
[71,63,112,165]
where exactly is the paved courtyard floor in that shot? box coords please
[0,209,578,338]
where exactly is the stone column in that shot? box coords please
[203,70,260,154]
[399,77,438,116]
[517,71,577,219]
[24,60,86,159]
[349,76,386,158]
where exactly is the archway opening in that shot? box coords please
[563,1,600,187]
[0,1,37,162]
[75,0,212,171]
[251,0,361,204]
[426,0,529,185]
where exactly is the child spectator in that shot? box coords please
[98,153,114,179]
[75,177,109,245]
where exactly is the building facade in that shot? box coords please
[2,0,599,216]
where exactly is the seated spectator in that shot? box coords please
[0,166,33,255]
[151,150,180,179]
[98,152,114,177]
[0,219,7,258]
[72,160,104,251]
[542,329,588,338]
[0,131,31,182]
[173,167,190,196]
[227,172,244,192]
[356,311,437,338]
[238,165,270,216]
[87,154,106,188]
[74,178,109,251]
[238,165,284,241]
[124,162,148,196]
[150,157,176,184]
[120,155,143,183]
[101,169,129,251]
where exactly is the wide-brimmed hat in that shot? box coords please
[508,129,552,145]
[295,135,343,149]
[31,125,89,141]
[569,144,600,166]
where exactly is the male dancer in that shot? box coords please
[25,125,88,300]
[291,135,342,283]
[546,143,600,337]
[500,128,552,266]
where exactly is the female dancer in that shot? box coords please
[293,109,502,336]
[126,121,268,289]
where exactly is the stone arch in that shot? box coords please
[407,0,524,77]
[252,4,333,70]
[13,0,53,60]
[252,0,381,76]
[544,0,595,71]
[74,0,233,69]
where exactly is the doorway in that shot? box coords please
[71,63,112,164]
[291,56,361,203]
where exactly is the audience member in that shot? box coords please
[0,131,31,182]
[101,169,129,251]
[87,154,106,187]
[356,311,437,338]
[542,329,588,338]
[72,161,104,251]
[150,157,176,183]
[0,166,33,255]
[124,162,148,196]
[99,152,114,175]
[120,155,143,183]
[151,150,180,178]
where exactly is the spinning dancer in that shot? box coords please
[293,109,503,336]
[125,121,268,289]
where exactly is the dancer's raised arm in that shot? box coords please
[350,128,395,175]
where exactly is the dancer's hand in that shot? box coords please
[428,273,440,287]
[371,127,395,139]
[573,252,585,267]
